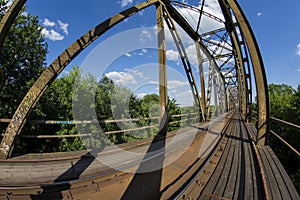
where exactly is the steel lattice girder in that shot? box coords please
[0,0,269,158]
[217,0,269,145]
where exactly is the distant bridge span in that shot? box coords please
[0,0,298,199]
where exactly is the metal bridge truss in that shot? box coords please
[0,0,269,159]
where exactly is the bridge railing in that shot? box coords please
[269,117,300,157]
[0,112,199,140]
[246,111,299,157]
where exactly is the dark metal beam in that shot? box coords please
[157,2,168,135]
[164,2,228,119]
[162,5,202,122]
[200,27,227,38]
[196,0,206,33]
[196,41,207,121]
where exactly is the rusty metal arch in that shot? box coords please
[0,0,159,158]
[166,0,268,145]
[0,0,229,159]
[217,0,269,145]
[0,0,26,50]
[0,0,269,158]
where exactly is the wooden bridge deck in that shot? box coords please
[178,113,299,200]
[0,111,298,199]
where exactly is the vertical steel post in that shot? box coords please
[206,60,215,118]
[156,2,168,136]
[213,71,218,116]
[196,41,207,121]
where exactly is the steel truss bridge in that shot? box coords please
[0,0,299,199]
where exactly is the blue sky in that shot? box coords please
[238,0,300,88]
[20,0,300,106]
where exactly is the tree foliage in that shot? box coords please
[0,1,196,157]
[13,65,191,153]
[0,2,48,138]
[268,83,300,193]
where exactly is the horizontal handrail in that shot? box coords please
[270,117,300,130]
[269,130,300,157]
[19,124,160,138]
[170,112,198,117]
[168,117,198,125]
[0,117,159,124]
[0,113,198,124]
[1,115,199,139]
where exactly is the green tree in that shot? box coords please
[16,66,84,153]
[268,84,296,123]
[0,2,48,143]
[0,3,47,116]
[268,83,300,193]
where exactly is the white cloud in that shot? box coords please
[297,44,300,56]
[134,49,148,56]
[41,28,64,41]
[148,80,188,89]
[120,0,133,8]
[166,49,179,62]
[136,93,148,99]
[124,52,132,57]
[58,20,69,35]
[149,81,158,85]
[140,29,151,43]
[105,71,136,85]
[178,90,192,97]
[257,12,262,16]
[168,80,189,89]
[43,18,55,27]
[6,0,13,7]
[138,9,144,16]
[297,68,300,72]
[125,68,145,79]
[41,18,69,41]
[185,44,198,65]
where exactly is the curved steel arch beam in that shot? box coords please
[218,0,269,145]
[0,0,26,51]
[0,0,158,159]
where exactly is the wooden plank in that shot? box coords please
[7,196,32,200]
[246,123,257,143]
[241,123,254,200]
[199,113,241,200]
[223,123,240,199]
[246,137,262,200]
[263,146,292,200]
[258,146,281,200]
[213,122,237,197]
[199,122,236,200]
[233,117,244,200]
[266,146,300,199]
